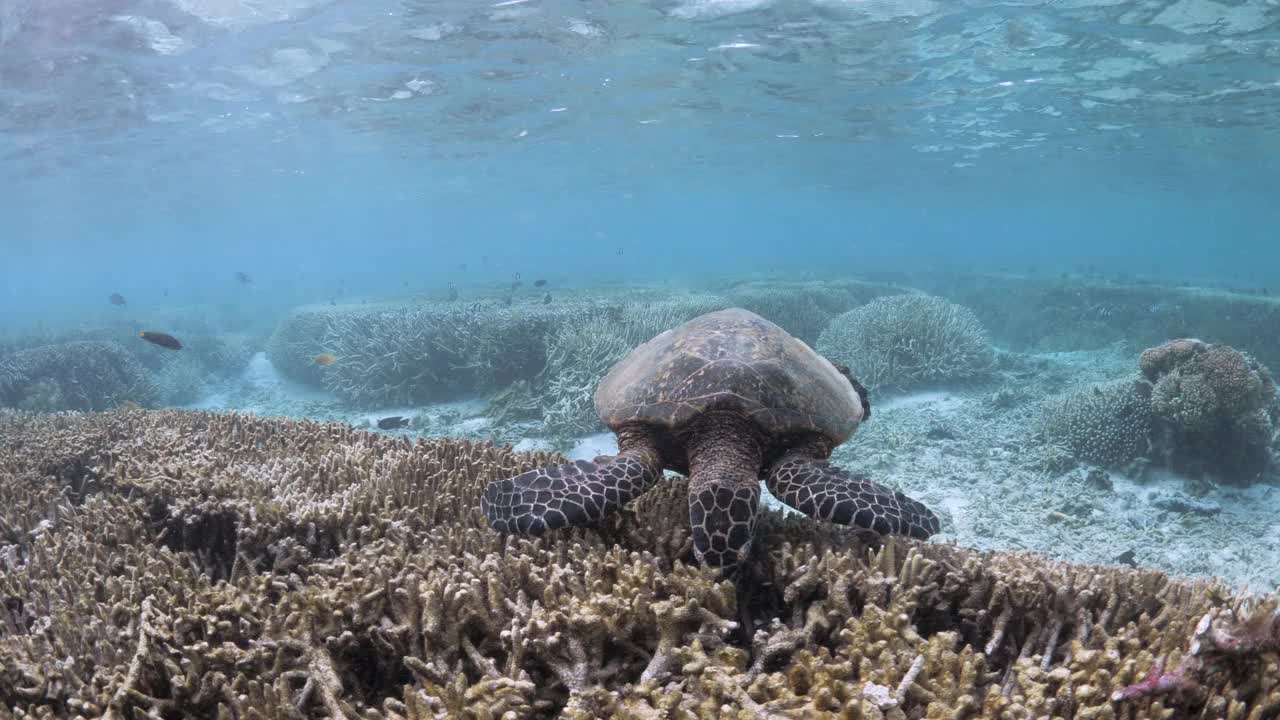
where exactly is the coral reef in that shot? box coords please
[2,409,1277,718]
[0,341,159,411]
[317,301,568,407]
[1041,338,1278,485]
[1138,338,1278,484]
[718,281,891,346]
[1040,379,1153,469]
[179,333,255,379]
[817,294,996,392]
[153,354,210,406]
[267,305,351,387]
[925,274,1280,372]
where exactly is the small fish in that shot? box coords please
[616,247,624,256]
[235,271,252,284]
[109,292,127,307]
[447,283,459,301]
[138,331,182,350]
[163,289,169,298]
[377,415,410,430]
[543,291,552,305]
[315,353,338,366]
[1114,549,1137,567]
[533,279,547,287]
[511,272,522,291]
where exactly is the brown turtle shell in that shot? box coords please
[594,308,865,443]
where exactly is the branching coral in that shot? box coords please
[267,304,352,387]
[720,283,877,346]
[0,409,1276,719]
[0,340,159,411]
[817,294,996,393]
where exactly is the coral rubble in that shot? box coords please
[1,410,1276,718]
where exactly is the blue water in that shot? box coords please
[3,0,1280,328]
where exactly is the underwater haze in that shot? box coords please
[4,0,1280,323]
[8,2,1280,715]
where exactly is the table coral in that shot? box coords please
[1,409,1277,719]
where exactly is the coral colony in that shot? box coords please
[2,274,1279,717]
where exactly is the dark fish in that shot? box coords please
[377,416,410,430]
[235,271,252,284]
[616,247,624,256]
[138,331,182,350]
[1114,549,1137,567]
[109,293,127,307]
[533,279,547,287]
[542,292,552,305]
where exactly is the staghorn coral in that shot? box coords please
[179,333,255,379]
[1138,338,1279,484]
[0,340,159,411]
[719,282,885,346]
[1040,378,1153,469]
[817,294,996,393]
[317,301,566,407]
[267,304,352,386]
[0,409,1277,719]
[153,354,210,405]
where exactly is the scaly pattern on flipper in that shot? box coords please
[481,453,662,534]
[689,483,760,568]
[766,457,940,539]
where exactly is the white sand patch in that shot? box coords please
[568,432,618,461]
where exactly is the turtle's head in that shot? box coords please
[688,482,759,570]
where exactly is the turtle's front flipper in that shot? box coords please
[481,452,662,534]
[765,454,940,539]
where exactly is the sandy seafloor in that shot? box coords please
[187,349,1280,594]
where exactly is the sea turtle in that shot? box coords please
[481,307,940,569]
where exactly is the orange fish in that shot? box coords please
[315,353,338,366]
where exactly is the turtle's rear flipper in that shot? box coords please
[481,453,662,534]
[764,456,940,539]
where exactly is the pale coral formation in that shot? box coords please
[1,409,1277,718]
[0,340,159,411]
[817,294,996,392]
